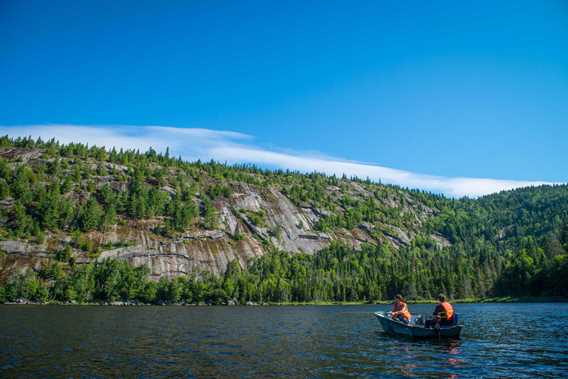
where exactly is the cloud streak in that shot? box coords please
[0,124,557,197]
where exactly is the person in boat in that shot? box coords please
[426,294,454,328]
[391,294,411,324]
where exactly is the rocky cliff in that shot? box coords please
[0,142,452,280]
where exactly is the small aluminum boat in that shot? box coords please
[374,311,463,339]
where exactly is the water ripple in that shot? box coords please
[0,303,567,378]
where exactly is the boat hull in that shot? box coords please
[374,312,462,339]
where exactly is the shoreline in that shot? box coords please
[266,296,568,306]
[2,296,567,307]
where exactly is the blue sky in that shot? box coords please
[1,1,567,196]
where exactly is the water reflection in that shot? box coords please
[0,303,567,378]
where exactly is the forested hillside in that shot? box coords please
[0,136,566,304]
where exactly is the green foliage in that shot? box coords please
[78,197,104,231]
[166,189,197,232]
[1,237,566,305]
[202,198,218,229]
[55,245,73,262]
[207,184,232,199]
[0,258,236,305]
[0,136,567,301]
[242,209,266,228]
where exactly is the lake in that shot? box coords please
[1,303,567,378]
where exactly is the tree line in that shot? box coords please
[0,136,567,302]
[2,238,566,304]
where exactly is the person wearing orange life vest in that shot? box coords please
[426,294,454,328]
[391,294,411,324]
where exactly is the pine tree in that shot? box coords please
[79,197,103,231]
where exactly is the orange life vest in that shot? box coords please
[392,301,411,321]
[440,301,454,320]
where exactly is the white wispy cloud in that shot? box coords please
[0,124,557,197]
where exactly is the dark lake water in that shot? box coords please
[1,303,567,378]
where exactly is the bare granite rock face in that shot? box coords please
[262,188,331,253]
[0,240,52,280]
[0,182,447,280]
[97,232,264,279]
[219,205,239,236]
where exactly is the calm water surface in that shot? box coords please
[1,303,567,378]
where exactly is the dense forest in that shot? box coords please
[0,136,567,304]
